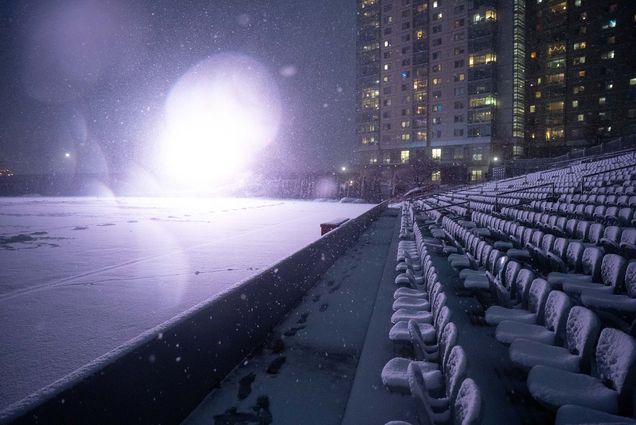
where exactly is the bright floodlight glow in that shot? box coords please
[493,156,499,162]
[158,53,281,189]
[341,166,347,172]
[64,152,71,158]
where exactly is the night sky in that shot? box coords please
[0,0,356,176]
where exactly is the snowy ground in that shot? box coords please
[0,197,374,410]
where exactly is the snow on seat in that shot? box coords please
[548,244,598,288]
[563,254,627,296]
[581,261,636,315]
[406,346,472,424]
[394,287,427,299]
[486,277,549,326]
[393,295,430,311]
[391,308,433,324]
[391,293,446,324]
[389,306,451,345]
[453,378,481,425]
[395,268,425,287]
[555,404,636,425]
[527,328,636,414]
[547,239,592,287]
[509,306,601,373]
[495,290,571,345]
[381,322,457,393]
[396,256,422,273]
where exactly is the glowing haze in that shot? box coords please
[158,53,281,190]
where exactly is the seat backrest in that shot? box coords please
[522,228,534,245]
[621,228,636,245]
[600,254,628,290]
[503,260,522,290]
[543,291,571,336]
[438,322,458,368]
[480,244,493,267]
[587,223,604,244]
[565,219,578,236]
[552,238,569,258]
[581,247,604,281]
[487,249,503,273]
[514,268,536,305]
[428,281,443,303]
[575,221,590,240]
[453,378,481,425]
[565,306,601,373]
[618,207,634,224]
[541,234,556,252]
[527,278,550,322]
[474,240,486,260]
[555,216,567,230]
[434,306,452,341]
[565,241,585,272]
[444,345,468,400]
[627,261,636,298]
[596,328,636,394]
[603,226,622,242]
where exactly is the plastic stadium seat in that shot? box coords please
[527,328,636,414]
[581,261,636,316]
[495,290,571,345]
[563,253,627,295]
[555,404,636,425]
[486,277,549,326]
[509,306,601,373]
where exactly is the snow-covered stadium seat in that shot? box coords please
[381,321,457,393]
[555,404,636,425]
[527,328,636,414]
[509,306,601,373]
[486,277,549,326]
[495,290,571,345]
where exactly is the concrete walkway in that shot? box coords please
[183,209,407,425]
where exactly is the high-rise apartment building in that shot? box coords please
[525,0,636,156]
[355,0,526,185]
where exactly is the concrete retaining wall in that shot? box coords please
[1,202,388,425]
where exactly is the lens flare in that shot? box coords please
[158,53,281,189]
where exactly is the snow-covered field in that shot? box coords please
[0,197,374,409]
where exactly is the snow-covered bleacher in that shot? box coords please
[382,150,636,424]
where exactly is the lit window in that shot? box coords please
[401,120,410,128]
[530,51,537,59]
[432,171,441,182]
[572,100,579,108]
[416,30,425,39]
[577,114,584,122]
[573,56,586,65]
[401,133,411,141]
[433,1,438,8]
[599,97,606,105]
[432,78,442,85]
[575,0,582,6]
[578,70,586,77]
[601,51,615,60]
[606,82,613,89]
[630,77,636,86]
[470,170,483,181]
[529,105,536,113]
[431,148,442,159]
[401,71,410,78]
[384,40,391,47]
[548,101,564,112]
[535,91,542,98]
[573,41,587,50]
[400,150,410,163]
[513,145,524,156]
[609,19,616,28]
[384,64,390,70]
[472,153,483,161]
